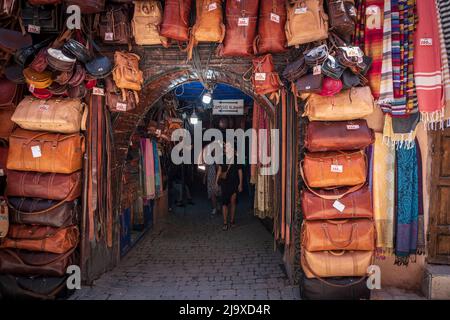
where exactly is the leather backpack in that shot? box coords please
[65,0,105,14]
[218,0,259,57]
[105,76,137,112]
[98,4,131,46]
[160,0,192,42]
[326,0,356,42]
[132,0,168,46]
[285,0,328,46]
[249,54,282,99]
[112,51,144,102]
[254,0,287,54]
[21,1,61,34]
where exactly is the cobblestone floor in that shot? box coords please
[70,194,300,300]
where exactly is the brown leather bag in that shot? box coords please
[7,128,85,174]
[98,4,131,45]
[301,185,373,220]
[301,151,367,188]
[302,249,373,278]
[302,219,375,252]
[105,76,137,112]
[6,171,82,201]
[1,225,79,254]
[326,0,356,42]
[218,0,259,57]
[160,0,192,42]
[0,77,20,109]
[132,0,168,46]
[0,142,7,175]
[112,51,144,94]
[305,120,375,152]
[254,0,287,54]
[286,0,328,46]
[0,108,16,140]
[250,54,282,96]
[65,0,105,14]
[0,248,75,277]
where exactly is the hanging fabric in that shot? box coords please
[382,112,419,149]
[153,140,161,197]
[436,0,450,127]
[378,0,395,107]
[141,138,155,199]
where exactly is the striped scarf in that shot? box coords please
[414,0,444,127]
[437,0,450,127]
[379,0,395,106]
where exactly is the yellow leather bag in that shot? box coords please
[112,51,144,92]
[132,1,169,46]
[23,68,53,89]
[11,96,87,134]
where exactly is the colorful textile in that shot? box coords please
[437,0,450,128]
[141,138,155,199]
[364,0,385,99]
[382,113,419,149]
[373,133,395,256]
[354,0,367,48]
[414,0,444,127]
[379,0,395,106]
[153,141,161,197]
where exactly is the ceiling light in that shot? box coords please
[190,110,198,125]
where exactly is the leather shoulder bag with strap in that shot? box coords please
[105,76,137,112]
[248,53,282,99]
[132,0,169,46]
[254,0,287,54]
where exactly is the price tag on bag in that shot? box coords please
[313,65,322,75]
[28,24,41,34]
[238,17,249,26]
[333,200,346,213]
[270,13,280,23]
[295,7,307,14]
[331,164,343,173]
[104,32,114,41]
[39,104,50,112]
[31,146,42,158]
[254,73,266,81]
[346,124,360,130]
[92,87,105,96]
[366,6,379,15]
[420,38,433,46]
[116,102,127,111]
[208,2,217,11]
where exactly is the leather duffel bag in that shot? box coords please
[12,96,86,134]
[1,225,79,254]
[160,0,192,42]
[251,54,282,96]
[301,185,373,220]
[285,0,328,46]
[305,120,375,152]
[0,274,69,300]
[302,219,375,251]
[6,171,82,201]
[99,4,131,45]
[132,0,168,46]
[301,249,373,278]
[7,128,85,174]
[0,108,15,140]
[7,197,79,228]
[218,0,259,57]
[254,0,287,54]
[302,86,375,121]
[0,248,75,277]
[301,151,367,188]
[65,0,105,14]
[300,276,370,300]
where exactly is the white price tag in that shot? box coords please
[366,6,379,15]
[208,2,217,11]
[92,87,105,96]
[116,102,127,111]
[270,13,280,23]
[331,164,343,173]
[254,73,266,81]
[238,17,249,26]
[31,145,42,158]
[104,32,114,41]
[295,7,307,14]
[28,24,41,34]
[313,65,322,75]
[346,124,360,130]
[0,169,4,176]
[29,84,35,93]
[420,38,433,46]
[333,200,346,213]
[39,104,50,112]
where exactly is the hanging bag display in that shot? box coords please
[105,76,137,112]
[254,0,287,54]
[326,0,356,42]
[65,0,105,14]
[160,0,192,42]
[98,4,131,45]
[249,54,282,97]
[112,51,144,102]
[132,0,168,46]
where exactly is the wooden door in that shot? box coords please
[428,127,450,264]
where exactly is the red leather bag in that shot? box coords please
[301,185,373,220]
[305,120,375,152]
[250,54,282,96]
[254,0,287,54]
[160,0,192,42]
[218,0,259,57]
[6,171,82,201]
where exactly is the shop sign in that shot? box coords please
[212,100,244,115]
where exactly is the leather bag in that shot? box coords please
[105,76,137,112]
[23,68,53,89]
[254,0,287,54]
[0,28,32,54]
[300,276,370,300]
[62,40,91,64]
[160,0,192,42]
[7,197,79,227]
[0,274,68,300]
[65,0,105,14]
[301,249,373,278]
[250,54,282,96]
[0,77,20,108]
[1,0,16,17]
[112,51,144,92]
[7,128,85,174]
[305,120,375,152]
[218,0,259,57]
[326,0,356,42]
[21,1,61,34]
[302,219,375,251]
[282,56,307,82]
[191,0,225,43]
[295,74,323,93]
[6,171,82,201]
[99,5,131,45]
[12,96,86,134]
[301,151,367,188]
[302,86,375,121]
[0,141,7,174]
[85,56,112,79]
[132,0,168,46]
[0,248,75,277]
[301,185,373,220]
[285,0,328,46]
[46,48,76,72]
[1,225,79,254]
[0,108,16,140]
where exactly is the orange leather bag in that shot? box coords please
[160,0,192,41]
[0,224,79,254]
[254,0,287,54]
[301,151,367,188]
[7,128,85,174]
[250,54,282,96]
[302,219,375,252]
[112,51,144,93]
[301,249,373,278]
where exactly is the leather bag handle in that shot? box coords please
[3,246,76,267]
[321,223,357,249]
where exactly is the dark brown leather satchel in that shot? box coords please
[160,0,192,42]
[301,185,373,220]
[105,76,136,112]
[295,74,323,93]
[0,108,16,140]
[282,56,307,82]
[21,1,61,34]
[0,248,75,277]
[7,197,79,227]
[326,0,356,42]
[65,0,105,14]
[6,171,82,201]
[254,0,287,54]
[305,120,375,152]
[218,0,259,57]
[98,4,131,45]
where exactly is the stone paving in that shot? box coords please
[70,195,300,300]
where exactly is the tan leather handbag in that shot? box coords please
[301,151,367,188]
[302,219,375,252]
[112,51,144,93]
[302,86,375,121]
[132,1,169,46]
[301,249,373,278]
[192,0,225,43]
[11,96,87,134]
[285,0,328,46]
[7,128,85,174]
